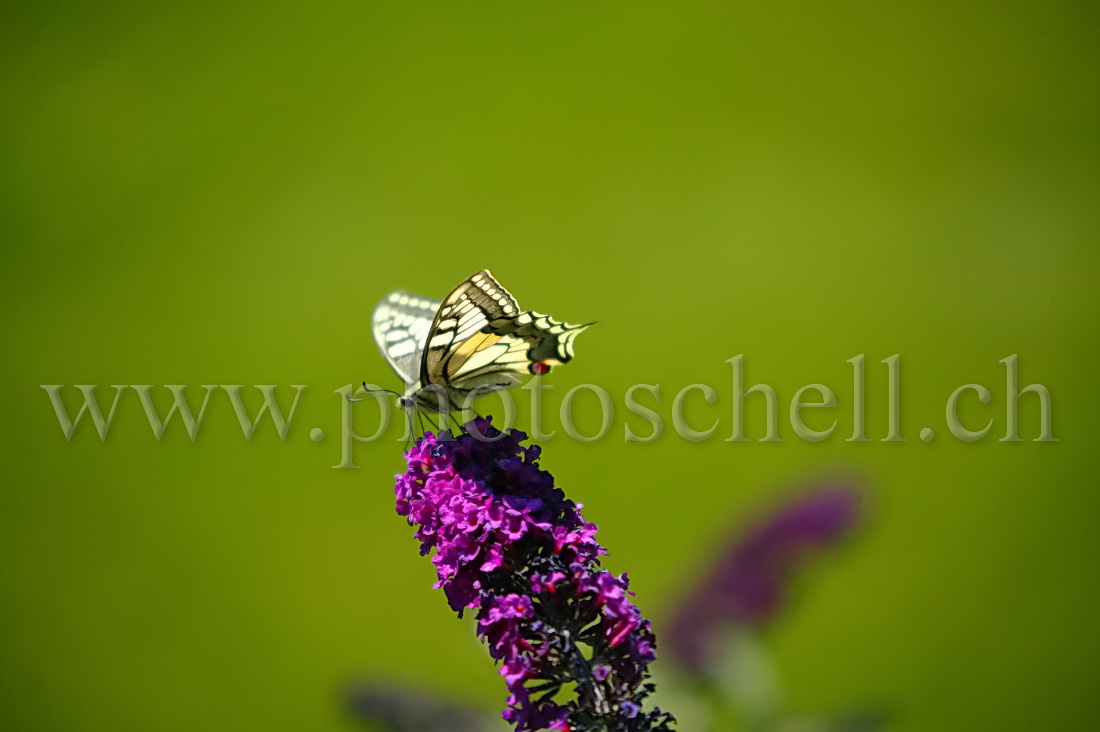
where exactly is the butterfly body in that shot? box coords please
[372,270,589,414]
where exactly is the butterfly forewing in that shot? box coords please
[422,270,521,387]
[371,290,442,385]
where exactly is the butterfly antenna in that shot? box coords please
[346,381,402,403]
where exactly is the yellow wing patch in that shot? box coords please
[443,331,502,379]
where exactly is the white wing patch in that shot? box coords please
[371,290,441,384]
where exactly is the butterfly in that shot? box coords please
[370,270,590,415]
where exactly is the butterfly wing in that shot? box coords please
[421,270,521,387]
[487,311,589,367]
[420,271,590,406]
[431,331,537,395]
[442,311,590,395]
[371,290,442,385]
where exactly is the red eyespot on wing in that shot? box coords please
[530,361,551,375]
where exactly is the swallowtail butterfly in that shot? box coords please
[371,270,589,414]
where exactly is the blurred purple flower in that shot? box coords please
[395,417,675,732]
[665,483,861,675]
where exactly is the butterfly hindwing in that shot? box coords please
[487,310,589,367]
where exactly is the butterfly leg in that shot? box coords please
[456,401,484,426]
[423,410,442,435]
[402,410,415,451]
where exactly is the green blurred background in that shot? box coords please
[2,1,1098,730]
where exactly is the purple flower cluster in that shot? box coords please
[395,418,675,732]
[665,484,861,675]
